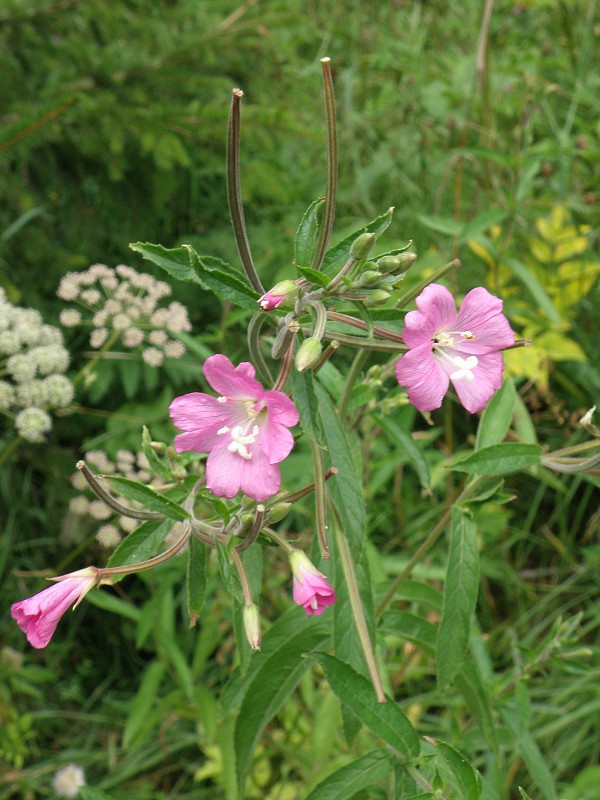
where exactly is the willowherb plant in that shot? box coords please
[0,288,74,443]
[57,263,191,366]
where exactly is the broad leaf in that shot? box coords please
[305,749,393,800]
[107,518,174,577]
[184,246,259,310]
[475,378,516,450]
[449,443,542,475]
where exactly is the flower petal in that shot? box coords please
[259,421,295,464]
[262,390,300,427]
[240,448,282,502]
[415,284,457,332]
[451,350,505,413]
[206,440,281,502]
[203,354,263,400]
[395,342,450,412]
[169,392,232,452]
[402,309,437,348]
[454,287,515,351]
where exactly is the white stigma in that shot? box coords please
[450,355,478,382]
[217,396,227,404]
[227,425,260,460]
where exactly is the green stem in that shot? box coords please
[72,330,120,386]
[339,350,369,423]
[272,340,295,392]
[231,548,253,605]
[319,331,406,352]
[247,312,274,385]
[311,58,338,271]
[76,460,164,520]
[273,467,338,506]
[310,300,328,341]
[312,340,339,374]
[310,440,330,559]
[332,505,386,703]
[262,526,296,554]
[226,88,264,294]
[327,310,406,343]
[395,259,461,309]
[99,524,191,576]
[235,505,265,553]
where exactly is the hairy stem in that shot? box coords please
[311,58,338,270]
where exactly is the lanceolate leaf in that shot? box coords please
[305,749,394,800]
[107,518,174,578]
[321,208,395,277]
[449,443,542,475]
[435,740,482,800]
[436,507,479,689]
[295,197,324,270]
[103,476,190,520]
[309,653,420,759]
[475,378,516,450]
[292,367,326,444]
[186,535,208,625]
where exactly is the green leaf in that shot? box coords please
[449,443,542,475]
[106,518,174,576]
[85,589,140,622]
[122,660,166,750]
[215,539,242,601]
[309,653,420,759]
[292,367,325,444]
[506,257,562,325]
[80,789,118,800]
[321,208,394,277]
[375,415,430,491]
[296,264,331,287]
[184,246,259,310]
[379,611,436,656]
[141,425,171,479]
[475,378,516,450]
[417,214,463,237]
[104,476,190,520]
[130,242,197,282]
[186,535,208,625]
[461,209,507,240]
[436,507,479,689]
[118,358,141,399]
[305,749,393,800]
[295,197,324,270]
[500,703,558,800]
[435,740,482,800]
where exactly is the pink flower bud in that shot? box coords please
[11,567,99,649]
[289,550,336,616]
[258,280,298,311]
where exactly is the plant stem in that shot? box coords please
[72,330,120,387]
[226,88,264,294]
[99,523,191,576]
[231,548,253,604]
[311,58,338,271]
[76,460,164,520]
[395,259,460,309]
[235,505,265,553]
[247,312,274,385]
[272,339,295,392]
[273,467,338,505]
[310,440,330,559]
[327,310,406,343]
[339,350,369,423]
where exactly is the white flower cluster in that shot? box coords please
[52,763,86,798]
[57,263,191,366]
[0,288,74,443]
[70,448,152,547]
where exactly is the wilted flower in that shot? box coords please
[169,354,299,501]
[11,568,99,648]
[289,550,336,616]
[395,283,515,413]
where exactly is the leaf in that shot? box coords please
[435,740,482,800]
[118,358,141,399]
[461,209,507,240]
[305,749,394,800]
[505,257,562,325]
[379,611,436,656]
[104,476,190,520]
[122,660,166,750]
[475,378,516,450]
[141,425,171,479]
[186,535,208,625]
[85,589,140,622]
[184,246,259,310]
[417,214,463,237]
[296,264,330,287]
[309,653,420,758]
[292,368,325,444]
[321,208,394,277]
[130,242,197,282]
[295,197,324,270]
[106,518,174,576]
[80,789,118,800]
[436,507,479,689]
[375,415,430,491]
[500,704,558,800]
[215,539,242,601]
[449,443,542,475]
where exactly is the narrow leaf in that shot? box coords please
[296,264,330,287]
[505,257,561,325]
[475,378,516,450]
[309,653,420,758]
[186,535,208,625]
[295,197,324,270]
[436,507,479,689]
[123,661,166,750]
[104,476,190,520]
[379,611,436,656]
[305,749,393,800]
[435,740,482,800]
[292,368,326,444]
[107,518,174,576]
[449,443,542,475]
[141,425,170,479]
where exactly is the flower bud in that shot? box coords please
[350,233,376,261]
[395,252,417,272]
[377,252,417,274]
[258,280,298,311]
[364,289,391,306]
[295,337,322,372]
[356,270,383,287]
[150,441,167,454]
[267,501,292,523]
[243,603,261,650]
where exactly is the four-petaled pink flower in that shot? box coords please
[11,568,99,649]
[395,284,515,414]
[169,354,299,502]
[289,550,336,616]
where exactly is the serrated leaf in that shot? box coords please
[435,740,482,800]
[309,653,420,758]
[187,535,208,625]
[292,368,325,444]
[449,443,542,475]
[305,749,393,800]
[321,208,394,277]
[104,476,190,520]
[130,242,198,282]
[437,508,479,689]
[475,378,516,450]
[295,197,324,270]
[106,518,174,577]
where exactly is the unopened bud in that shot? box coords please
[357,270,382,287]
[171,464,187,480]
[395,251,417,271]
[258,280,298,311]
[243,603,261,650]
[376,255,402,273]
[150,441,167,454]
[268,501,292,523]
[238,512,256,534]
[165,446,176,460]
[295,337,322,372]
[350,232,376,261]
[364,289,391,306]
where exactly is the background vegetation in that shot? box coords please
[1,0,599,798]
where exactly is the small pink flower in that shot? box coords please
[257,280,298,311]
[289,550,336,616]
[395,284,515,413]
[169,354,299,502]
[11,568,99,649]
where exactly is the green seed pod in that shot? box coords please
[350,232,376,261]
[295,337,322,372]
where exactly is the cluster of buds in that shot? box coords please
[0,288,74,442]
[58,263,192,367]
[69,449,153,547]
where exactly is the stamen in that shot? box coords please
[450,355,478,382]
[217,426,230,435]
[217,396,227,404]
[226,424,259,460]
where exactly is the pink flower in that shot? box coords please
[257,280,298,311]
[169,354,299,502]
[289,550,336,616]
[395,284,515,414]
[11,568,99,649]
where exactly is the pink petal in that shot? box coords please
[415,284,457,332]
[402,309,437,348]
[454,288,515,351]
[262,390,300,427]
[169,393,232,452]
[239,449,282,502]
[395,342,450,412]
[259,421,295,464]
[11,578,88,649]
[206,441,281,502]
[451,351,505,413]
[205,440,245,498]
[203,354,263,400]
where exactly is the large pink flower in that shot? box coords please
[395,284,515,413]
[289,550,336,616]
[169,354,299,502]
[11,568,99,649]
